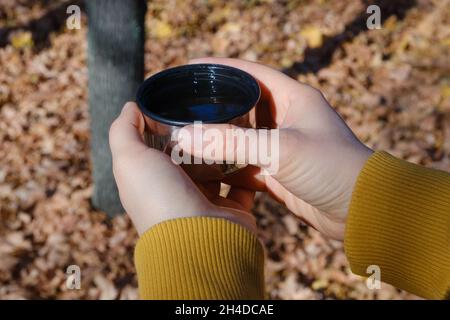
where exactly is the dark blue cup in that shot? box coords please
[136,63,261,176]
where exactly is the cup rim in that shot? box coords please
[136,63,261,126]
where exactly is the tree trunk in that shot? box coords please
[87,0,146,216]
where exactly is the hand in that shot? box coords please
[109,102,257,235]
[177,58,373,240]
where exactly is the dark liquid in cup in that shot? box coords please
[158,100,248,123]
[147,81,252,124]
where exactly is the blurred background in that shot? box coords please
[0,0,449,299]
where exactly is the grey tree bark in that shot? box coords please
[87,0,147,216]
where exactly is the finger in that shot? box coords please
[109,102,147,158]
[264,175,288,204]
[222,165,267,191]
[210,195,249,212]
[177,123,282,174]
[227,187,255,212]
[180,162,225,182]
[195,181,221,200]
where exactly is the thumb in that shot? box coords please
[109,102,147,158]
[177,123,282,174]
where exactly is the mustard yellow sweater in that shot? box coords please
[134,151,450,299]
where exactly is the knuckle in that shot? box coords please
[109,118,120,141]
[305,85,322,98]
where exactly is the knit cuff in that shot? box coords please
[135,216,265,299]
[345,151,450,299]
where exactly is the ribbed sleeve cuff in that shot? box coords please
[345,151,450,299]
[135,217,265,299]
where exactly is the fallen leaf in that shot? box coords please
[151,20,174,39]
[10,31,33,49]
[300,26,323,48]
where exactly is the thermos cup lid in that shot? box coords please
[136,63,260,126]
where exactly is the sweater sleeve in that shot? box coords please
[345,151,450,299]
[134,216,265,299]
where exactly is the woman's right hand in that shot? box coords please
[178,57,373,240]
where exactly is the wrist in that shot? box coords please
[341,145,374,230]
[131,205,257,237]
[209,207,258,235]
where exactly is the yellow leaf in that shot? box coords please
[396,35,410,53]
[383,16,397,32]
[30,74,39,84]
[281,57,293,68]
[300,26,323,48]
[441,85,450,99]
[10,31,33,49]
[207,6,232,25]
[221,22,241,34]
[152,20,173,39]
[311,278,329,290]
[440,37,450,47]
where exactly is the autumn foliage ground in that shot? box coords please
[0,0,449,299]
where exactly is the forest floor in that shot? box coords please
[0,0,449,299]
